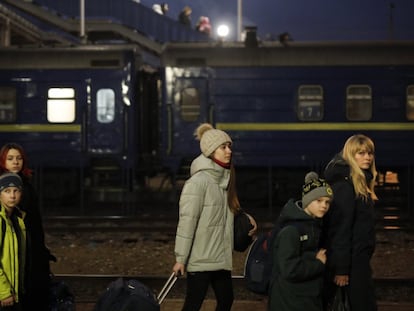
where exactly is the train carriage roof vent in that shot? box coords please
[244,26,258,48]
[90,59,121,67]
[176,58,206,66]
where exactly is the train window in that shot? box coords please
[407,85,414,120]
[297,85,324,121]
[97,89,115,123]
[180,87,200,122]
[0,87,16,122]
[346,85,372,121]
[47,88,76,123]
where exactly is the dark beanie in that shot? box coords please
[302,171,333,208]
[0,173,23,192]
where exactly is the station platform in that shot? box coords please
[77,299,413,311]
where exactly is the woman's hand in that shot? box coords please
[246,213,258,236]
[173,262,185,277]
[334,274,349,287]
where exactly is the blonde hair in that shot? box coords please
[183,6,192,15]
[341,134,378,201]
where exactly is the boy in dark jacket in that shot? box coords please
[268,172,333,311]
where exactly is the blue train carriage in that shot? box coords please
[160,40,414,213]
[0,46,158,211]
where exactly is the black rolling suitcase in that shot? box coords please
[93,273,177,311]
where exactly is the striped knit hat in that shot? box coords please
[302,171,333,208]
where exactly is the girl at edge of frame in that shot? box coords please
[0,172,25,311]
[0,143,56,311]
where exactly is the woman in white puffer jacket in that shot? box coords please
[172,123,257,311]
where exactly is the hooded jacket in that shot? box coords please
[174,154,233,272]
[0,204,26,303]
[322,154,376,275]
[269,199,325,311]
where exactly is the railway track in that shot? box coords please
[54,274,414,303]
[45,202,414,309]
[43,215,179,232]
[44,214,414,233]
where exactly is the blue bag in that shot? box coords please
[244,221,306,295]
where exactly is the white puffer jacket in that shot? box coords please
[174,154,234,272]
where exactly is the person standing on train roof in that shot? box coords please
[0,143,56,311]
[0,172,26,310]
[172,123,257,311]
[196,16,212,36]
[321,134,378,311]
[152,3,169,15]
[178,6,192,28]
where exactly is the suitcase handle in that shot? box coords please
[157,272,178,304]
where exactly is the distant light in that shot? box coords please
[217,24,229,38]
[383,216,399,220]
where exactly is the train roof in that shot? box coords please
[1,0,208,53]
[2,0,414,71]
[0,45,150,70]
[0,0,163,69]
[161,40,414,67]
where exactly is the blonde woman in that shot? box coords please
[322,134,378,311]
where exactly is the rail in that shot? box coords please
[54,274,414,303]
[43,214,414,232]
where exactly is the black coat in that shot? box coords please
[20,175,52,310]
[322,155,376,274]
[322,154,377,311]
[269,199,325,311]
[178,11,191,27]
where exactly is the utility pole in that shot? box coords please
[237,0,242,41]
[80,0,86,43]
[389,2,395,40]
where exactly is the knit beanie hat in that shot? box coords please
[0,172,23,192]
[195,123,232,157]
[302,171,333,208]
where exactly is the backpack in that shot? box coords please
[234,211,254,252]
[244,221,306,295]
[49,279,76,311]
[93,278,160,311]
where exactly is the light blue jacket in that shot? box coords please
[174,154,234,272]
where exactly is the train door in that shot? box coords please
[165,67,213,162]
[85,73,130,194]
[86,76,125,155]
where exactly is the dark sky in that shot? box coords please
[141,0,414,41]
